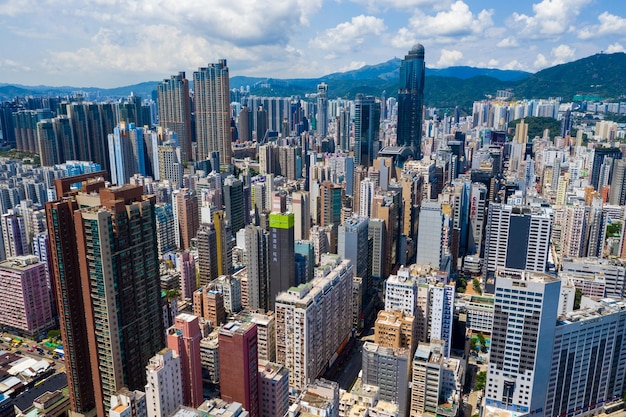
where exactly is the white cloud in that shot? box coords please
[606,42,626,53]
[534,53,549,69]
[511,0,591,39]
[349,0,451,12]
[435,49,463,67]
[497,37,518,48]
[487,59,499,67]
[579,12,626,39]
[311,15,386,51]
[391,27,418,49]
[551,44,575,64]
[408,1,494,39]
[340,61,367,72]
[503,60,526,70]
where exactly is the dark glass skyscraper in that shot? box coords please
[354,94,381,168]
[397,44,425,160]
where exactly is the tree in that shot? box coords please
[475,371,487,391]
[477,332,487,352]
[472,278,482,295]
[47,329,61,341]
[574,288,583,310]
[164,289,180,302]
[470,337,477,352]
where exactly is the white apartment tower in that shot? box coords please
[275,255,353,390]
[144,348,183,417]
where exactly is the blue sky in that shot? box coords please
[0,0,625,87]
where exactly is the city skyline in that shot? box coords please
[0,0,625,87]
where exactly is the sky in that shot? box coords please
[1,0,626,88]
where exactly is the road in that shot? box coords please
[335,340,364,390]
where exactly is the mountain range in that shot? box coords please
[1,52,625,110]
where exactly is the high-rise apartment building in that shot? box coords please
[144,348,183,417]
[316,82,328,138]
[374,310,416,353]
[275,256,353,390]
[338,215,370,301]
[292,191,310,241]
[0,255,54,337]
[608,159,626,205]
[354,94,381,167]
[174,188,199,250]
[46,173,164,417]
[223,175,245,234]
[396,44,425,161]
[166,313,203,408]
[428,282,455,357]
[244,225,270,311]
[483,204,552,278]
[157,72,192,162]
[218,321,259,417]
[362,342,410,417]
[196,222,219,286]
[194,60,232,167]
[560,204,589,258]
[258,361,290,417]
[177,251,196,300]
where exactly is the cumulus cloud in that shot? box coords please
[551,44,575,64]
[409,1,494,38]
[497,37,518,48]
[578,12,626,39]
[511,0,591,39]
[310,15,386,51]
[349,0,451,12]
[391,27,418,49]
[606,43,626,53]
[435,49,463,67]
[534,53,549,68]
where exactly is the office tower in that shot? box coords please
[338,215,370,301]
[109,388,147,417]
[374,310,416,353]
[218,321,259,417]
[415,201,445,268]
[223,175,245,234]
[338,106,351,153]
[320,181,342,252]
[268,212,295,310]
[468,182,488,256]
[544,299,626,417]
[294,240,315,285]
[194,60,232,167]
[292,191,310,241]
[410,341,464,417]
[362,342,410,417]
[275,256,353,390]
[157,72,192,162]
[46,174,165,416]
[609,159,626,205]
[354,94,381,167]
[485,271,560,416]
[155,203,176,257]
[397,44,425,160]
[167,313,203,408]
[590,147,622,191]
[158,143,183,185]
[174,188,199,250]
[245,225,270,311]
[258,362,290,417]
[196,223,219,286]
[560,205,589,258]
[483,204,552,279]
[144,348,183,417]
[316,82,329,138]
[36,119,60,166]
[178,251,196,300]
[2,211,28,259]
[428,283,455,357]
[0,255,54,337]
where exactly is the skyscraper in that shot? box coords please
[396,44,425,160]
[292,191,310,241]
[415,201,445,268]
[316,82,329,138]
[157,72,192,162]
[485,271,560,416]
[167,313,203,408]
[218,321,259,417]
[144,348,182,417]
[194,60,232,167]
[609,159,626,205]
[590,147,622,191]
[354,94,381,167]
[269,212,295,310]
[244,224,270,311]
[174,188,199,251]
[46,173,165,417]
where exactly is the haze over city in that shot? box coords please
[1,0,626,87]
